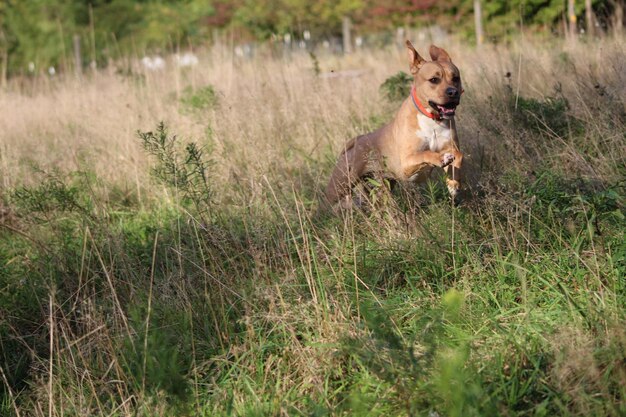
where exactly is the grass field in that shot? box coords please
[1,37,625,416]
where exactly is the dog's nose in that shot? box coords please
[445,87,459,98]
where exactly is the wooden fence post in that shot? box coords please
[0,50,6,88]
[342,16,352,54]
[585,0,595,36]
[612,0,624,36]
[89,4,97,70]
[568,0,577,39]
[474,0,484,47]
[0,29,6,88]
[73,34,82,76]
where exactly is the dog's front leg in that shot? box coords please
[443,150,463,202]
[402,150,452,178]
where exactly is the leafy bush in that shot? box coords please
[179,85,218,113]
[138,122,213,216]
[380,71,413,102]
[526,171,624,225]
[11,171,92,221]
[121,307,192,404]
[513,94,574,137]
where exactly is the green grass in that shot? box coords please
[1,45,625,416]
[1,159,623,416]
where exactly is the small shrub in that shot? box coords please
[526,171,623,218]
[511,88,580,137]
[380,71,413,102]
[179,85,218,113]
[121,307,192,404]
[138,122,213,216]
[11,171,92,221]
[309,51,321,76]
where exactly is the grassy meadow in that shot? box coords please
[0,37,625,416]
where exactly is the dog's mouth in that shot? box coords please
[429,100,459,118]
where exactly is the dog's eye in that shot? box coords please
[452,76,461,83]
[429,77,440,84]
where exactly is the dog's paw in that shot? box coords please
[441,153,455,167]
[447,183,458,197]
[448,185,462,206]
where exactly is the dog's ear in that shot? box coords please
[429,45,451,62]
[406,40,425,74]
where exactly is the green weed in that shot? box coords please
[380,71,413,102]
[138,122,213,216]
[180,85,218,113]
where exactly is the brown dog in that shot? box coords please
[324,41,464,208]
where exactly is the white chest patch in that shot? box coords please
[415,113,452,152]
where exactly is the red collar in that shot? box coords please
[410,86,440,121]
[410,86,465,121]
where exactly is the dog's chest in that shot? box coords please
[415,113,452,151]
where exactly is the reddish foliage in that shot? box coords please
[204,0,241,27]
[357,0,439,29]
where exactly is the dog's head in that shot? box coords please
[406,40,462,119]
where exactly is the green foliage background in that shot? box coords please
[0,0,616,75]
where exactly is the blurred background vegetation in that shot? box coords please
[0,0,623,77]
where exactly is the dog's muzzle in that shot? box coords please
[429,100,459,118]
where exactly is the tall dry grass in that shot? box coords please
[1,38,622,197]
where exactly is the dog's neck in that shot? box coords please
[410,86,443,121]
[416,111,451,130]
